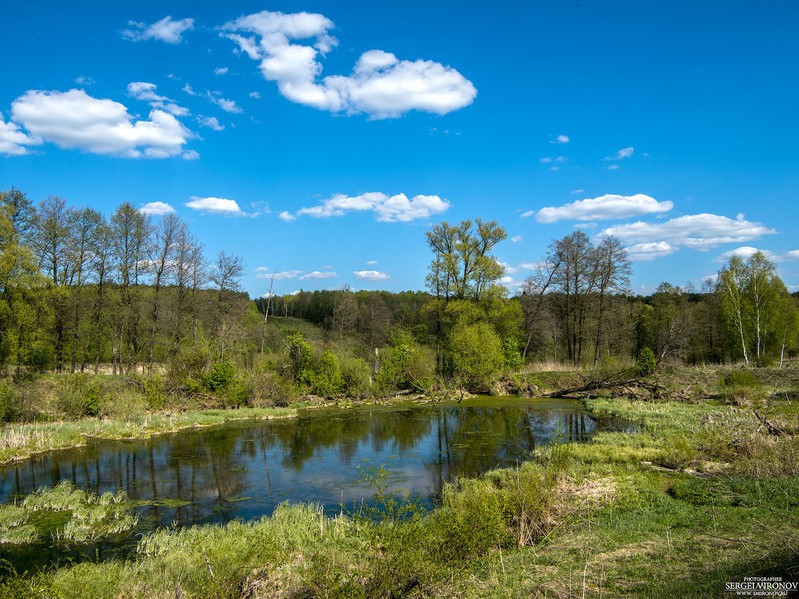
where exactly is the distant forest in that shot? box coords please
[1,187,797,394]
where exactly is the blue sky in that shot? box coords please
[2,0,798,297]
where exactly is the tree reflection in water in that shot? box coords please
[0,398,611,531]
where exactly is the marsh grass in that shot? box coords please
[0,481,138,545]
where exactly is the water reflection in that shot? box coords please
[0,398,600,530]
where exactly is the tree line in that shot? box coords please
[0,188,250,375]
[2,186,797,389]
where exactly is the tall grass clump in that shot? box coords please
[0,481,138,545]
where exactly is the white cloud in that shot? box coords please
[536,193,673,223]
[74,75,95,86]
[185,196,242,214]
[300,270,337,280]
[498,262,517,274]
[354,270,389,281]
[10,89,194,158]
[540,157,552,164]
[0,111,40,155]
[182,149,199,160]
[625,242,676,261]
[715,246,799,263]
[197,115,224,131]
[366,260,378,265]
[208,92,243,114]
[123,16,195,44]
[214,67,229,76]
[255,269,302,280]
[520,210,535,218]
[605,146,634,161]
[510,235,522,243]
[222,10,476,118]
[553,134,570,144]
[714,246,763,263]
[571,189,584,194]
[128,82,189,116]
[278,211,297,222]
[294,192,450,222]
[601,213,777,252]
[606,164,620,171]
[139,201,175,215]
[249,91,261,99]
[182,84,198,96]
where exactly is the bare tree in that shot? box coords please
[147,213,181,366]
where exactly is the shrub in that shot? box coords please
[0,382,19,423]
[249,371,298,407]
[312,351,344,397]
[203,361,235,392]
[635,347,657,377]
[340,356,372,397]
[447,322,504,388]
[502,338,523,369]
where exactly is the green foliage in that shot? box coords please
[143,375,167,411]
[377,328,435,393]
[635,347,657,377]
[720,369,761,389]
[202,360,235,392]
[285,333,314,384]
[502,337,523,369]
[0,381,20,422]
[447,321,504,387]
[339,355,371,397]
[312,351,344,397]
[351,465,425,526]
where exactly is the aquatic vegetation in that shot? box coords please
[0,481,138,544]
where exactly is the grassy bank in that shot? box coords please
[1,366,798,597]
[0,406,295,464]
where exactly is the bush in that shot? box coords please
[635,347,657,377]
[502,338,523,369]
[0,382,19,423]
[447,322,504,388]
[249,371,298,407]
[340,356,372,397]
[203,361,235,392]
[312,351,344,397]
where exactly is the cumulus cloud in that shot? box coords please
[293,192,450,222]
[714,246,799,263]
[123,16,195,44]
[354,270,390,281]
[536,193,673,223]
[300,271,337,280]
[10,89,194,158]
[605,146,634,161]
[601,213,776,251]
[185,196,242,214]
[510,235,522,243]
[0,111,40,155]
[278,211,296,222]
[139,201,175,215]
[249,91,261,99]
[197,115,224,131]
[625,242,677,261]
[553,134,570,144]
[214,67,229,75]
[128,82,189,116]
[221,10,476,118]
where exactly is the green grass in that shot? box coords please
[1,366,797,597]
[0,406,295,463]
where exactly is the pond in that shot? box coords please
[0,397,622,569]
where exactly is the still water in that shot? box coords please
[0,397,617,567]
